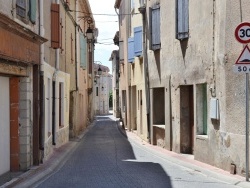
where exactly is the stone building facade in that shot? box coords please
[114,0,250,176]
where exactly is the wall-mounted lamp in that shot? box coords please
[94,61,103,76]
[98,66,102,76]
[86,27,94,41]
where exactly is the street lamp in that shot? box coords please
[94,61,103,76]
[86,27,94,41]
[98,66,102,76]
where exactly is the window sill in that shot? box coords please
[196,135,208,141]
[153,124,165,129]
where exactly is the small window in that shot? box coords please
[176,0,189,40]
[80,33,87,69]
[150,4,161,51]
[96,87,99,96]
[196,84,207,135]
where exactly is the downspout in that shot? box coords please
[75,0,78,91]
[139,2,151,143]
[51,0,60,146]
[39,0,45,160]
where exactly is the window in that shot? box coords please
[150,4,161,50]
[122,90,126,112]
[80,32,87,69]
[131,0,135,11]
[16,0,36,23]
[71,33,74,63]
[47,78,51,137]
[59,82,64,128]
[139,0,145,7]
[96,87,99,96]
[196,84,207,135]
[28,0,36,23]
[119,41,124,62]
[16,0,27,18]
[51,3,60,49]
[128,37,134,63]
[176,0,189,40]
[134,26,143,57]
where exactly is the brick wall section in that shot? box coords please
[19,77,32,170]
[10,77,20,171]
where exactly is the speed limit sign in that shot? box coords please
[235,22,250,44]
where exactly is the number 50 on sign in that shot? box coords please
[233,65,250,73]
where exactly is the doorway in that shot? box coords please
[0,77,10,175]
[180,85,194,154]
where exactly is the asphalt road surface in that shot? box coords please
[35,116,240,188]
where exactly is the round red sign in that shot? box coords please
[235,22,250,44]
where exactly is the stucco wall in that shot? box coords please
[145,0,250,175]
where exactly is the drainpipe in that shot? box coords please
[139,3,151,143]
[51,0,60,146]
[38,0,45,160]
[75,0,78,91]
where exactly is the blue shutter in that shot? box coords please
[151,5,160,50]
[16,0,26,18]
[177,0,189,39]
[29,0,36,23]
[134,26,143,57]
[80,33,87,69]
[128,37,134,63]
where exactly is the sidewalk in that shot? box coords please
[117,123,250,188]
[0,123,94,188]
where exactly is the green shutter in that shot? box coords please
[80,33,87,69]
[203,84,207,135]
[29,0,36,23]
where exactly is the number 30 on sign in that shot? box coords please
[233,65,250,73]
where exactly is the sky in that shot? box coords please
[89,0,119,73]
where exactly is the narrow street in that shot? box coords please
[13,114,238,188]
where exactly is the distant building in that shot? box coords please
[93,63,111,115]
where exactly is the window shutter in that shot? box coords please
[151,5,161,50]
[134,26,143,57]
[177,0,189,39]
[28,0,36,23]
[128,37,134,63]
[16,0,26,18]
[80,33,87,69]
[51,4,60,49]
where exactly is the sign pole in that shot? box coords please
[246,72,249,181]
[234,23,250,181]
